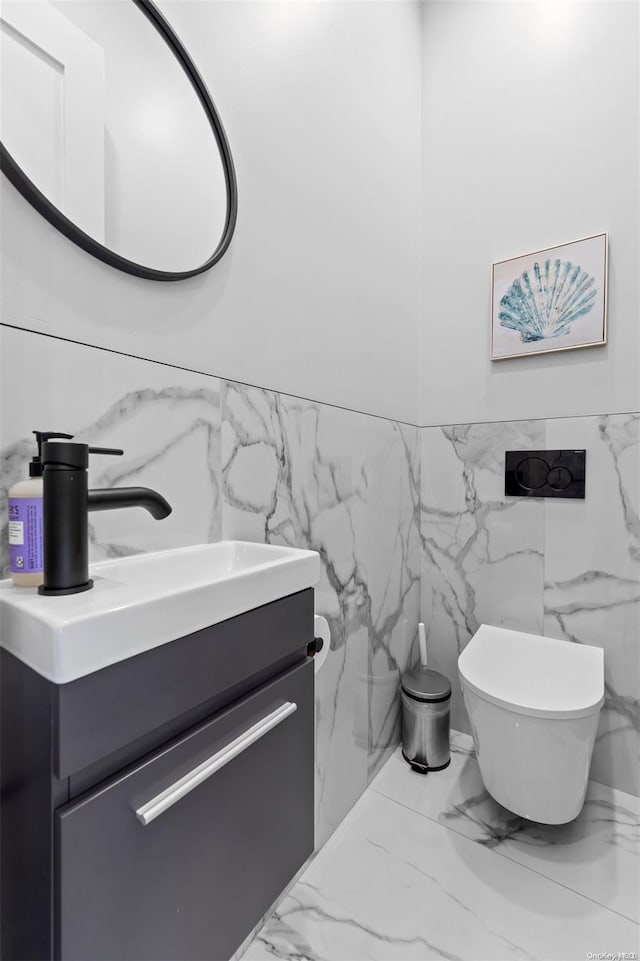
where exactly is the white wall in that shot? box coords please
[0,1,422,425]
[419,0,640,427]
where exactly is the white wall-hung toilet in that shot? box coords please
[458,625,604,824]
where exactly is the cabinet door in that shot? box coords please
[56,660,313,961]
[0,0,105,238]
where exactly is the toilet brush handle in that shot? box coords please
[418,622,428,668]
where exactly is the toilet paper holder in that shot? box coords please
[307,637,324,658]
[310,614,330,674]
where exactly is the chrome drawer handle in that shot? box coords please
[135,701,297,826]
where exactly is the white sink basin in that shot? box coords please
[0,541,320,684]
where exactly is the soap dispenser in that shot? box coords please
[8,431,73,587]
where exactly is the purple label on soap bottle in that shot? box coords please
[8,498,43,574]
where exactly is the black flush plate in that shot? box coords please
[505,450,586,499]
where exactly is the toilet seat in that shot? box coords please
[458,625,604,720]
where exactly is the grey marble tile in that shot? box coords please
[544,413,640,797]
[241,788,638,961]
[365,421,420,781]
[221,381,371,847]
[420,421,546,732]
[221,383,422,843]
[0,327,221,577]
[371,737,640,924]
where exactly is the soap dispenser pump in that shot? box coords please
[8,431,74,587]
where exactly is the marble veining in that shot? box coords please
[241,763,639,961]
[222,382,370,846]
[544,413,640,795]
[599,415,640,562]
[221,382,419,843]
[365,420,421,780]
[0,329,222,576]
[420,414,640,797]
[0,328,421,858]
[419,421,545,732]
[3,325,637,863]
[372,734,640,925]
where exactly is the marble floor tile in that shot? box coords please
[241,789,638,961]
[371,735,640,924]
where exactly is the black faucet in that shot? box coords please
[38,441,172,596]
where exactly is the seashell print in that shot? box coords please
[499,259,597,342]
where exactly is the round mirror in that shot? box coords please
[0,0,237,280]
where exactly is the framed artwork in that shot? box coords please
[490,233,608,360]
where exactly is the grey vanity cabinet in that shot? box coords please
[0,588,315,961]
[57,661,312,961]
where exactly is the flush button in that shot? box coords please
[515,457,548,491]
[547,466,573,491]
[505,450,586,499]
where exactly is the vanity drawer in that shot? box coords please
[55,588,313,782]
[55,659,313,961]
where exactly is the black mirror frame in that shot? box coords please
[0,0,238,282]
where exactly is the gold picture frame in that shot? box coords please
[490,232,608,361]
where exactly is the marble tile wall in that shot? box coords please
[420,414,640,797]
[545,414,640,793]
[221,382,420,843]
[0,327,222,566]
[4,326,636,816]
[0,327,420,847]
